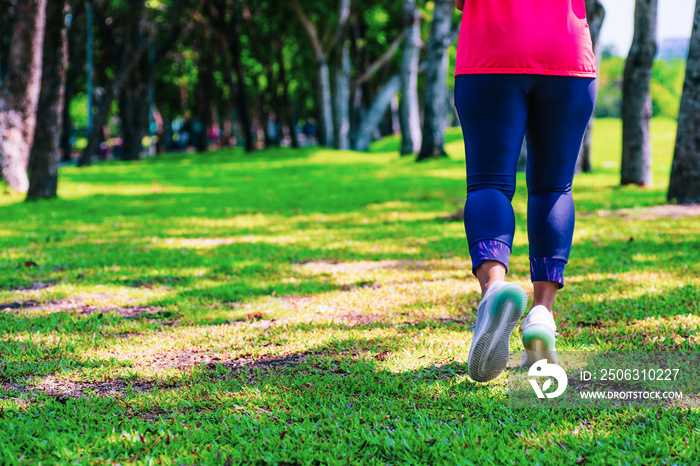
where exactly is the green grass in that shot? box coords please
[0,117,698,464]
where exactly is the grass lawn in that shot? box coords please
[0,117,699,464]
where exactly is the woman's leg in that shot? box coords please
[475,261,506,296]
[454,74,533,293]
[455,74,535,382]
[525,76,596,312]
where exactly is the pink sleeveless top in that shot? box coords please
[454,0,597,78]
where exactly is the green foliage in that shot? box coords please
[1,119,699,463]
[651,59,685,118]
[69,93,89,129]
[595,57,624,118]
[596,57,686,119]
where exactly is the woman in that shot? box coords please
[453,0,597,382]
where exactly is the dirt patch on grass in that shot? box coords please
[297,260,401,274]
[2,376,157,399]
[0,296,162,318]
[234,295,387,326]
[142,349,228,370]
[2,346,385,401]
[594,204,700,220]
[134,348,312,371]
[134,339,388,371]
[10,281,56,291]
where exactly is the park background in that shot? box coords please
[1,0,699,464]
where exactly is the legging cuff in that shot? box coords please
[470,240,511,275]
[530,257,567,289]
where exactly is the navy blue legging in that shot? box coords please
[454,74,596,288]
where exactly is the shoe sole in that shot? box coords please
[468,284,527,382]
[521,324,558,367]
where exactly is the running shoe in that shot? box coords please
[468,280,527,382]
[520,304,558,368]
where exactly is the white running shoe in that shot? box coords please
[468,280,527,382]
[520,305,558,368]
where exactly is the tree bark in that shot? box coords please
[119,64,148,161]
[352,73,401,151]
[333,39,351,150]
[0,0,47,192]
[576,0,605,174]
[400,0,422,156]
[416,0,455,161]
[621,0,657,186]
[27,0,67,200]
[0,4,12,86]
[668,0,700,204]
[314,56,334,147]
[195,44,215,152]
[292,0,352,148]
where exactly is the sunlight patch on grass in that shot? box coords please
[629,313,700,332]
[155,235,301,249]
[161,214,274,231]
[444,139,466,161]
[423,168,465,180]
[307,149,396,165]
[58,183,223,199]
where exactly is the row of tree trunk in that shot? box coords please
[291,0,459,159]
[1,0,700,203]
[620,0,700,203]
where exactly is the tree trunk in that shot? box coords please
[79,59,139,166]
[196,45,215,152]
[208,10,243,148]
[227,0,255,152]
[27,0,67,200]
[119,67,148,161]
[292,0,352,148]
[621,0,657,186]
[79,0,145,166]
[416,0,454,161]
[576,0,605,174]
[79,0,182,166]
[315,57,335,148]
[400,0,422,156]
[277,38,298,148]
[349,18,365,147]
[352,73,401,152]
[0,0,47,192]
[263,62,278,147]
[333,39,351,150]
[391,94,400,134]
[668,0,700,204]
[60,0,85,162]
[0,7,11,86]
